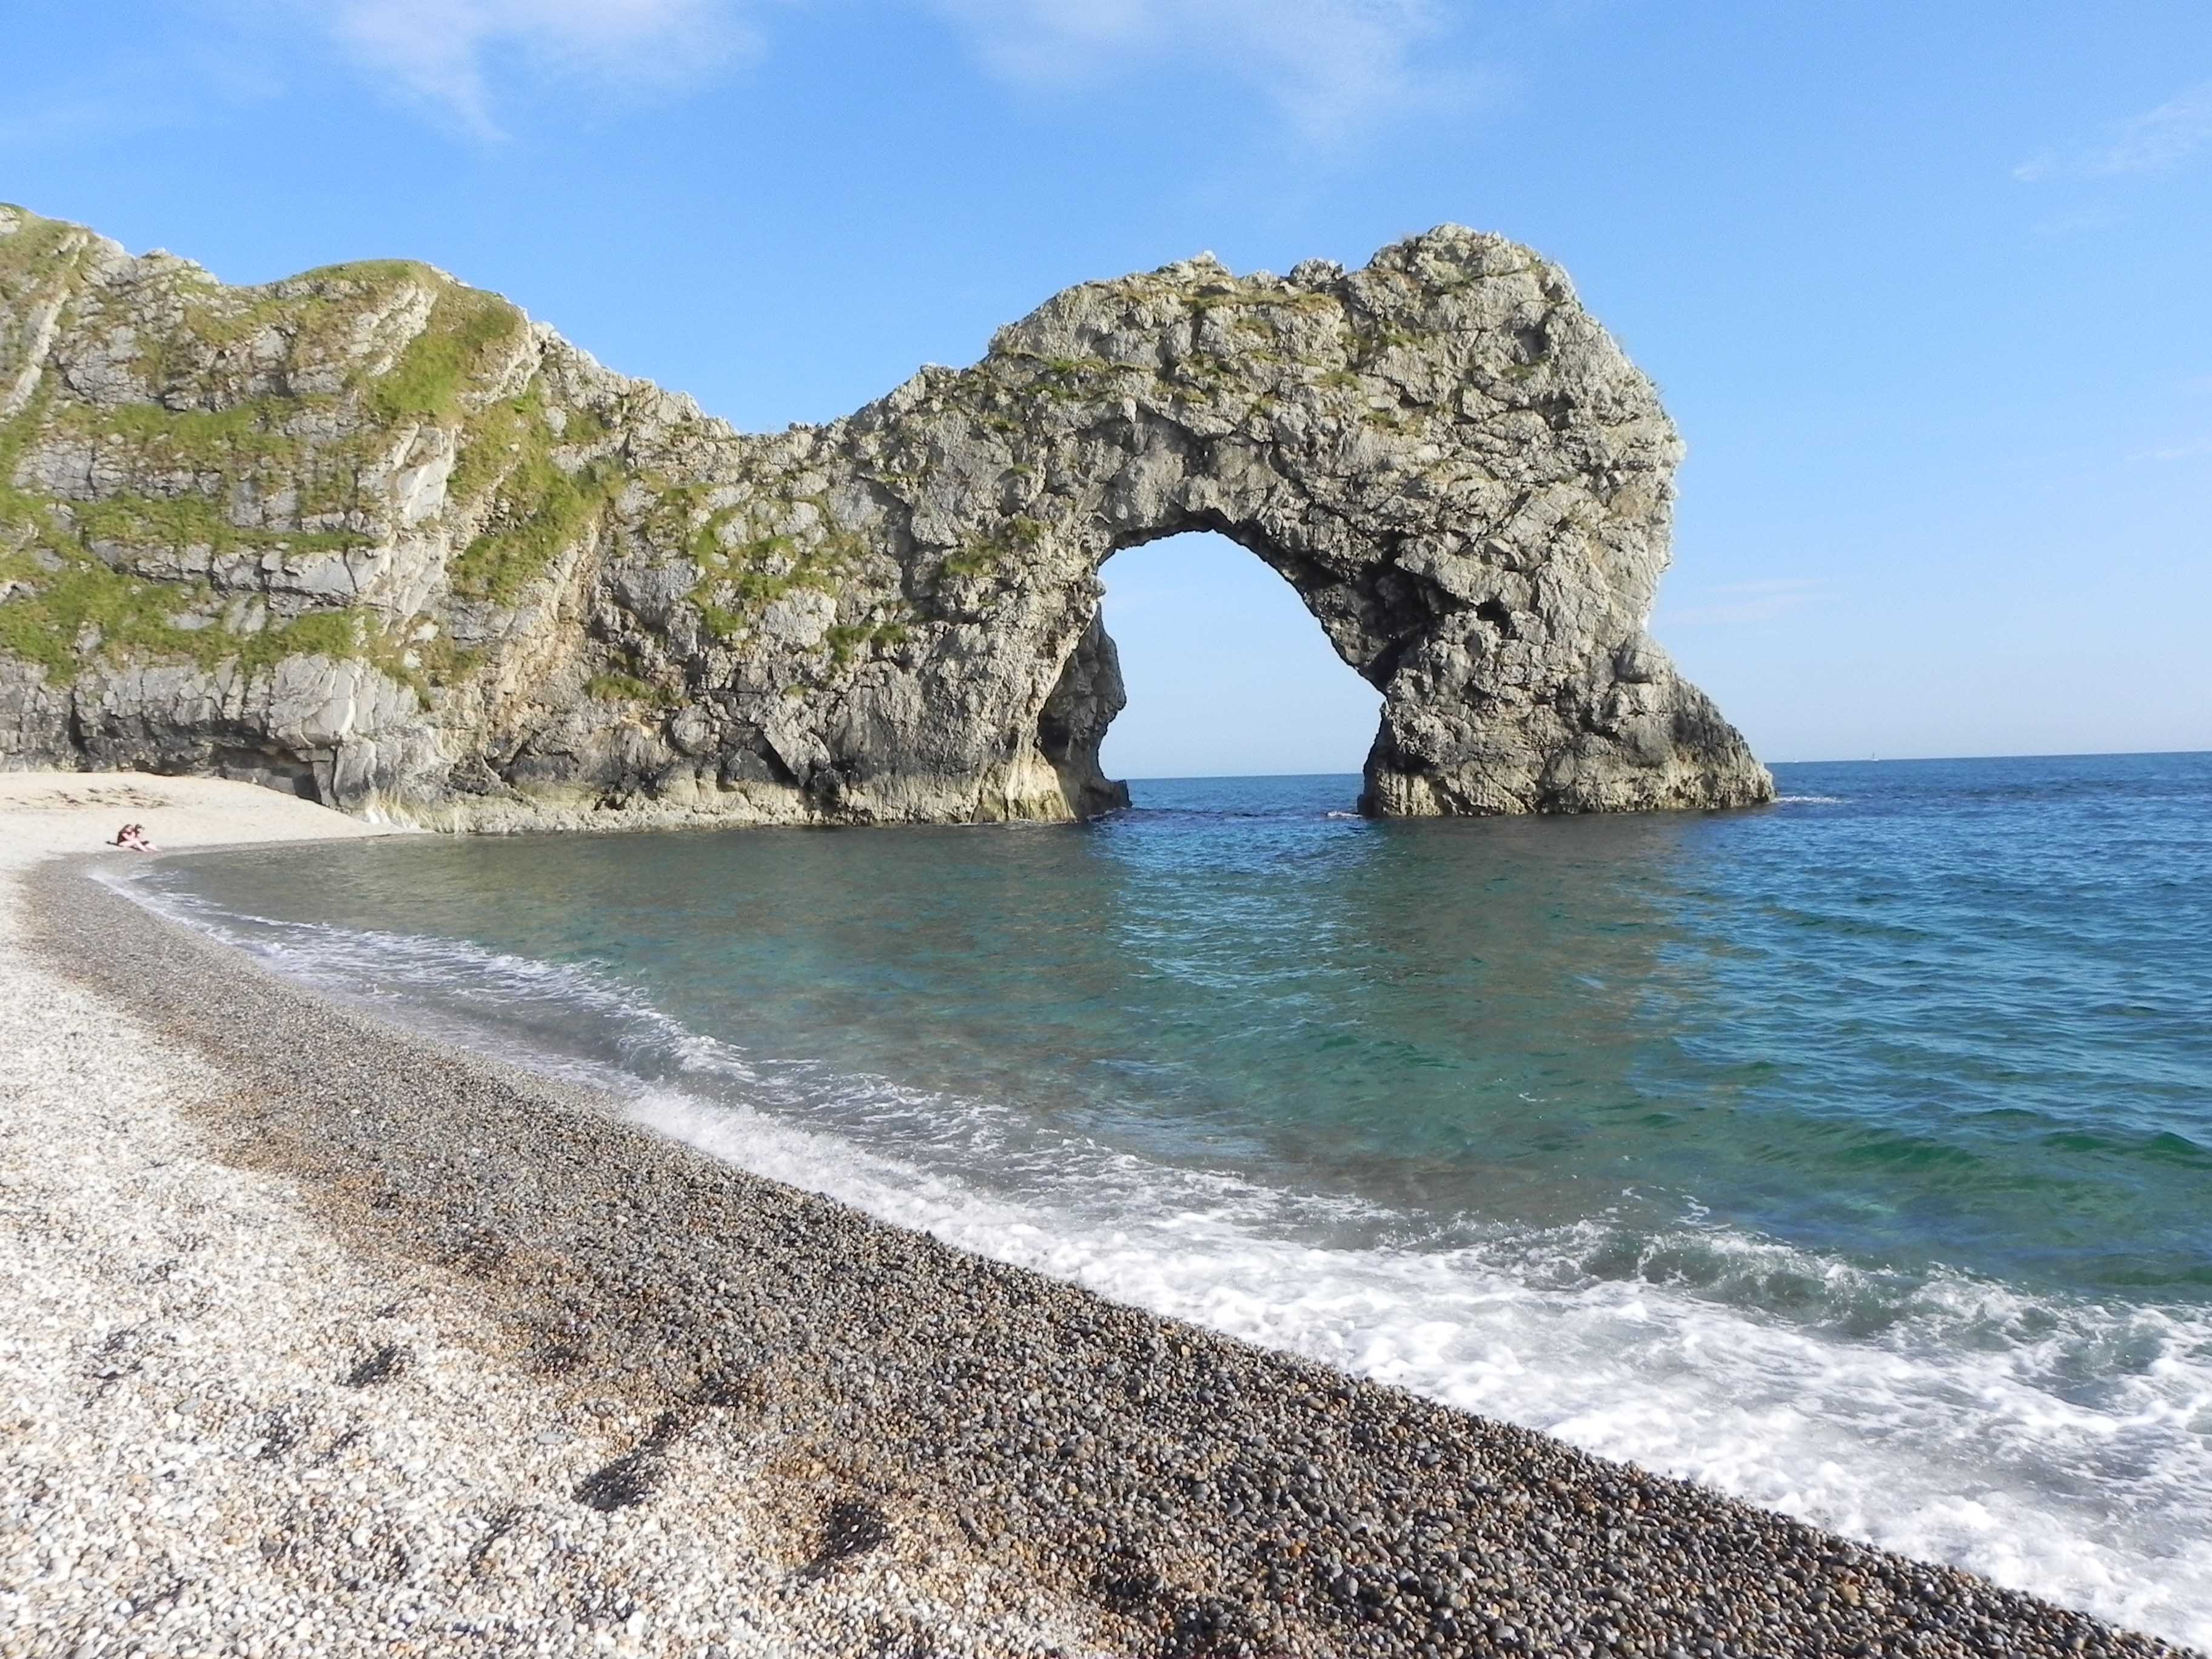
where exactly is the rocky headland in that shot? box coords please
[0,205,1771,827]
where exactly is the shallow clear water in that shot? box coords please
[133,752,2212,1645]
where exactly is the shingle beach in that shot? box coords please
[0,776,2194,1659]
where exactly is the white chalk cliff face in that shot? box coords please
[0,204,1772,828]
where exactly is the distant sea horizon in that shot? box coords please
[126,750,2212,1648]
[1108,745,2212,781]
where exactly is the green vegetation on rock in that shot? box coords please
[58,399,304,470]
[824,619,910,665]
[42,397,391,535]
[0,540,403,688]
[451,444,612,603]
[73,493,371,558]
[366,285,526,426]
[584,671,666,705]
[0,387,52,534]
[940,514,1044,581]
[0,210,89,388]
[449,386,616,603]
[0,207,80,293]
[679,495,881,648]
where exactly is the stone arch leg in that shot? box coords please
[1033,609,1130,819]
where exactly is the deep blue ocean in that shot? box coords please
[130,752,2212,1646]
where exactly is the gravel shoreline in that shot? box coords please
[10,838,2198,1659]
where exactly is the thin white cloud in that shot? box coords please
[925,0,1460,142]
[2015,78,2212,183]
[1655,577,1829,630]
[2135,438,2212,463]
[1711,578,1829,598]
[194,0,1462,144]
[283,0,756,136]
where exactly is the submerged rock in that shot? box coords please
[0,204,1772,827]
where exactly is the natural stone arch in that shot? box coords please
[801,231,1772,823]
[0,207,1771,828]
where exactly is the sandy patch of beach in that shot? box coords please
[0,771,397,862]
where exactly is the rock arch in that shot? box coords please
[808,230,1772,823]
[0,207,1771,827]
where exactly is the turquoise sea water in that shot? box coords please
[133,752,2212,1645]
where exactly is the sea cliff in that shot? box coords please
[0,206,1771,828]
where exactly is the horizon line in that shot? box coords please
[1112,745,2211,782]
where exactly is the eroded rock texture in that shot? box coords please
[0,204,1772,827]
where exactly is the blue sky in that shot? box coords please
[4,1,2207,775]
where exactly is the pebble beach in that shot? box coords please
[0,775,2196,1659]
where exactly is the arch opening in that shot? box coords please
[1084,531,1384,794]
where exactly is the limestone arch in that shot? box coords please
[826,229,1771,826]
